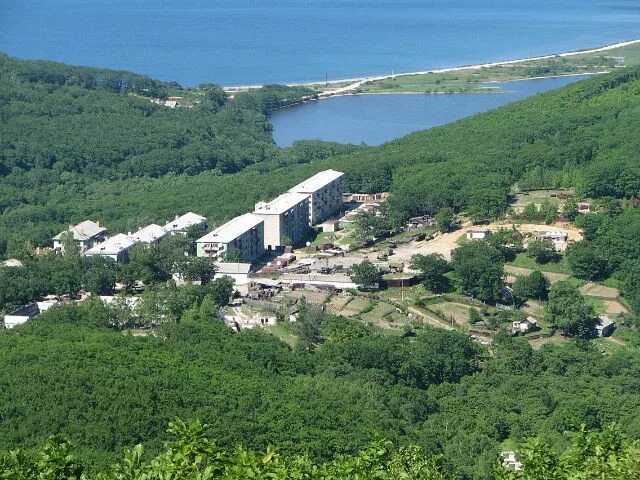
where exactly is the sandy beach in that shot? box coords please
[224,38,640,97]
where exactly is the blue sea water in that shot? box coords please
[1,0,639,86]
[270,75,590,146]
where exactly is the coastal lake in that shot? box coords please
[270,75,590,146]
[2,1,640,86]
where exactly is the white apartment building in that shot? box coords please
[52,220,107,253]
[196,213,264,262]
[254,192,310,251]
[163,212,207,235]
[130,224,169,245]
[289,169,344,224]
[84,233,139,262]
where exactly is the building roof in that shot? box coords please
[85,233,138,255]
[597,314,615,328]
[197,214,263,244]
[289,169,344,194]
[541,231,568,238]
[131,224,168,244]
[214,262,252,275]
[254,192,309,215]
[53,220,106,241]
[164,212,207,232]
[2,258,23,267]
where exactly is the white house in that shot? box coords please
[52,220,107,253]
[3,300,58,329]
[289,169,344,225]
[213,262,253,285]
[163,212,207,235]
[130,224,169,245]
[512,316,538,334]
[537,231,569,251]
[595,314,616,337]
[254,192,310,251]
[84,234,138,262]
[466,230,490,240]
[196,213,264,262]
[2,258,23,268]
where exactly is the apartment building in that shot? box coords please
[254,192,310,251]
[289,169,344,224]
[196,213,264,262]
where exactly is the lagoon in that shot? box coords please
[270,75,589,146]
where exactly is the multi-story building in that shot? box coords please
[254,192,310,251]
[52,220,107,253]
[84,233,138,262]
[130,224,169,245]
[163,212,207,236]
[289,169,344,225]
[196,213,264,263]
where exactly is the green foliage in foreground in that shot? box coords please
[2,420,640,480]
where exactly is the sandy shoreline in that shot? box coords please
[224,38,640,95]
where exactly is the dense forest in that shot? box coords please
[2,302,640,479]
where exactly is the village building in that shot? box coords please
[196,213,264,262]
[84,233,138,262]
[537,230,569,251]
[289,169,344,225]
[342,192,390,203]
[406,215,435,230]
[52,220,107,253]
[595,314,616,337]
[130,224,169,245]
[466,230,491,240]
[512,316,538,335]
[163,212,207,236]
[213,262,253,285]
[2,258,23,268]
[254,192,310,251]
[3,300,58,329]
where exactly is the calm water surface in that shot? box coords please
[270,75,590,146]
[1,1,639,86]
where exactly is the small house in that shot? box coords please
[512,316,538,335]
[3,300,58,329]
[595,314,616,337]
[406,215,435,230]
[466,230,490,240]
[537,231,569,251]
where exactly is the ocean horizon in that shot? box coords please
[2,0,640,87]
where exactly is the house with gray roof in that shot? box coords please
[52,220,107,253]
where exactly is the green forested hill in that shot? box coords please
[2,58,640,250]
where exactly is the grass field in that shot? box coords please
[266,324,298,348]
[508,252,574,276]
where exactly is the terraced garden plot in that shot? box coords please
[580,282,620,300]
[428,302,474,327]
[339,297,372,317]
[360,303,397,323]
[328,295,353,312]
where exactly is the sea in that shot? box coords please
[2,0,640,144]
